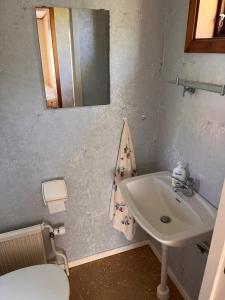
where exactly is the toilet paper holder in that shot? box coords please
[42,179,68,214]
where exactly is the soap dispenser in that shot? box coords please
[172,161,186,187]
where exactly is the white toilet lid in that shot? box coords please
[0,264,70,300]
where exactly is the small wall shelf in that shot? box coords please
[168,76,225,96]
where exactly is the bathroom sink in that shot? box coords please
[120,171,216,247]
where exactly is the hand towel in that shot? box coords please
[109,118,137,240]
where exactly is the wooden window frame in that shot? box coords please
[185,0,225,53]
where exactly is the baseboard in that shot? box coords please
[147,240,191,300]
[68,240,150,268]
[67,239,191,300]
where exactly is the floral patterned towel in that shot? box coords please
[109,118,137,240]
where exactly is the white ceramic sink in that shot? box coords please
[120,171,216,247]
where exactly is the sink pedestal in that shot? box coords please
[157,245,170,300]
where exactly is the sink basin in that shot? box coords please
[120,171,216,299]
[120,171,216,247]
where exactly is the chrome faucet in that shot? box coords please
[171,176,195,197]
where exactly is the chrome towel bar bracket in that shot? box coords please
[168,76,225,96]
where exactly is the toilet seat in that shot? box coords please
[0,264,70,300]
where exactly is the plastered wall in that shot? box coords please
[157,0,225,209]
[2,1,224,298]
[155,0,225,298]
[0,0,164,261]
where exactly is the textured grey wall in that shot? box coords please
[155,0,225,298]
[157,0,225,208]
[0,0,164,262]
[2,1,221,297]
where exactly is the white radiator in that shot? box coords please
[0,225,47,276]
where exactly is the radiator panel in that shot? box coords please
[0,225,47,276]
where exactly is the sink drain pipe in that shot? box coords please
[155,242,209,300]
[157,244,170,300]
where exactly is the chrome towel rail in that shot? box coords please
[168,76,225,96]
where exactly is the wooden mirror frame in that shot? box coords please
[185,0,225,53]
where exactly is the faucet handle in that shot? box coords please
[171,175,185,187]
[186,177,195,187]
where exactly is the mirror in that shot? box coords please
[185,0,225,53]
[35,7,110,109]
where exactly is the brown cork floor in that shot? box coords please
[69,246,183,300]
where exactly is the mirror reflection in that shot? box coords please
[35,7,110,109]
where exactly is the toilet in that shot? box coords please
[0,264,70,300]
